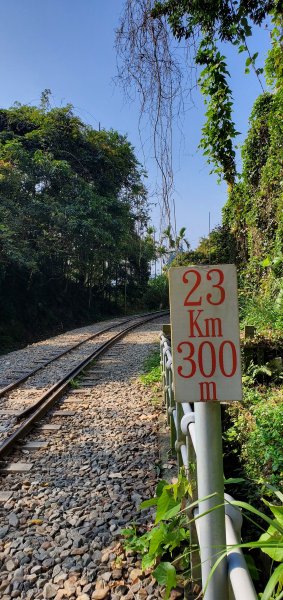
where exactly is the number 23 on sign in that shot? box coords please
[169,265,242,403]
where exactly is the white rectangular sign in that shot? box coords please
[169,264,242,402]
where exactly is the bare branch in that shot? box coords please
[115,0,197,238]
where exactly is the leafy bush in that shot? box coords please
[122,471,283,599]
[122,472,191,599]
[239,293,283,336]
[225,386,283,487]
[245,399,283,484]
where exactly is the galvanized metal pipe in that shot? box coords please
[181,407,196,451]
[225,516,257,600]
[194,402,228,600]
[223,497,257,600]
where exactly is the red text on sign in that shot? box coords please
[199,381,217,401]
[207,269,225,305]
[188,310,223,338]
[177,340,237,379]
[183,268,226,306]
[177,341,196,378]
[219,341,237,377]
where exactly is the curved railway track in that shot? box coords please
[0,311,168,463]
[0,315,168,600]
[0,320,128,399]
[0,312,163,398]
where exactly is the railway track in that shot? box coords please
[0,316,167,600]
[0,311,168,464]
[0,319,130,399]
[0,312,163,398]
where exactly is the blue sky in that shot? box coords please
[0,1,271,248]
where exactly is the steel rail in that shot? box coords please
[0,311,168,460]
[0,311,166,398]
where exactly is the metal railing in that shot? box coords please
[160,329,257,600]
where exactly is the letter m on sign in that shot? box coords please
[199,382,217,401]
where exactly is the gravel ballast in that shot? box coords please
[0,319,172,600]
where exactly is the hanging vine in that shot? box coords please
[116,0,282,193]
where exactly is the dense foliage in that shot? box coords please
[152,0,282,182]
[118,1,282,186]
[0,101,155,350]
[130,353,283,598]
[117,4,283,595]
[225,376,283,489]
[170,77,283,334]
[224,13,283,330]
[167,18,283,513]
[157,5,283,300]
[169,81,283,497]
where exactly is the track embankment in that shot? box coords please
[0,318,169,600]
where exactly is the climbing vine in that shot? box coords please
[197,39,238,184]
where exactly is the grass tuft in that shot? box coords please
[140,350,161,388]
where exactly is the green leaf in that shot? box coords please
[164,527,190,552]
[263,501,283,527]
[230,500,283,534]
[262,257,271,267]
[121,528,135,536]
[261,563,283,600]
[156,480,168,497]
[142,552,156,570]
[153,562,177,600]
[259,529,283,561]
[155,489,180,524]
[224,477,245,485]
[149,523,167,556]
[140,497,158,509]
[161,503,182,521]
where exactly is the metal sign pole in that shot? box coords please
[168,264,242,599]
[194,401,228,600]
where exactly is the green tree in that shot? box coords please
[0,101,154,349]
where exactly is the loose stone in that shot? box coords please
[8,513,19,527]
[5,558,18,571]
[43,582,59,598]
[92,582,110,599]
[129,568,143,582]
